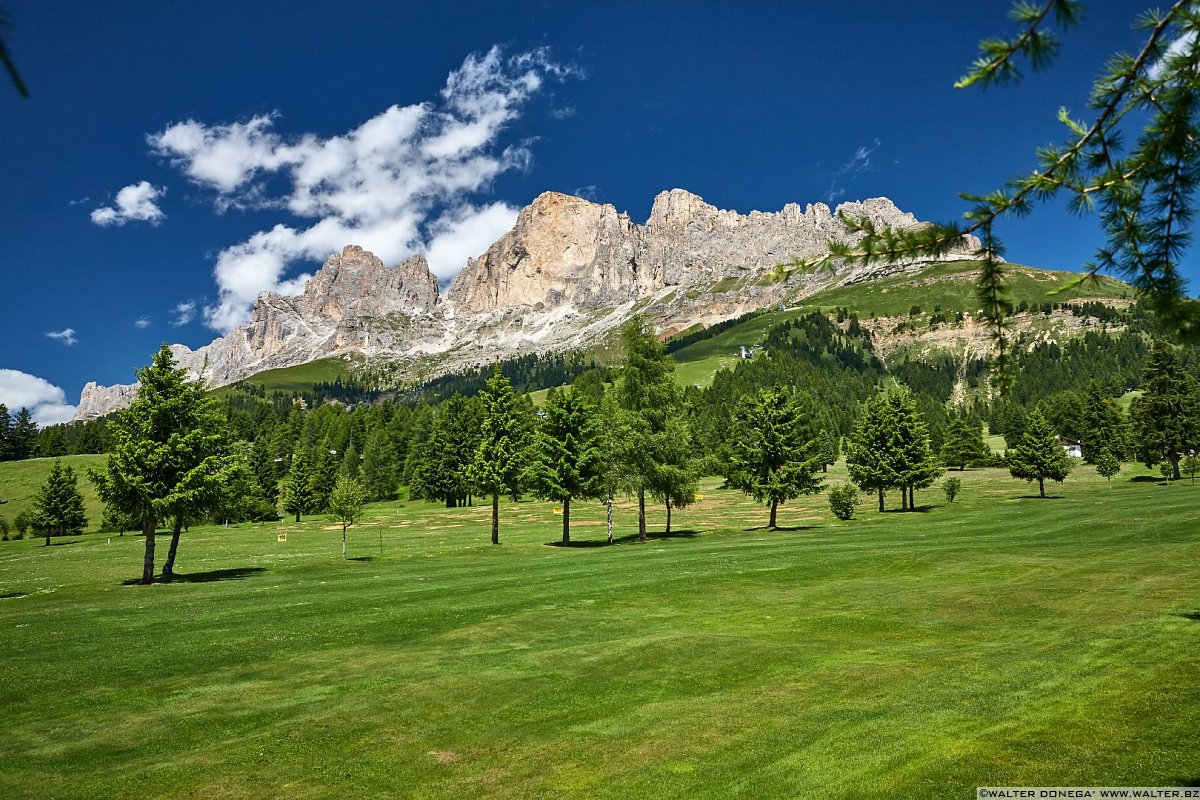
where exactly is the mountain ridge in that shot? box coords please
[75,188,981,420]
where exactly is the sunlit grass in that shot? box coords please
[0,461,1196,798]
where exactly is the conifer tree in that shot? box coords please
[1132,339,1200,480]
[1080,382,1129,463]
[940,413,990,470]
[524,389,603,544]
[846,392,904,513]
[31,459,87,544]
[251,435,279,517]
[729,387,823,529]
[0,403,10,461]
[360,427,398,501]
[616,317,688,541]
[469,370,526,545]
[340,436,361,481]
[816,429,839,473]
[593,390,638,545]
[281,449,315,522]
[309,436,340,512]
[1008,409,1073,497]
[10,407,37,460]
[89,345,231,583]
[889,391,943,510]
[648,414,699,535]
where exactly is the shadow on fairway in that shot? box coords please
[743,525,818,532]
[1129,475,1165,483]
[123,567,267,585]
[347,556,376,562]
[1014,495,1065,500]
[1174,612,1200,621]
[546,529,700,547]
[0,591,27,599]
[40,539,81,547]
[881,505,937,514]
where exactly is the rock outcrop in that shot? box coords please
[74,189,979,420]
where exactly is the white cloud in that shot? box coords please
[425,203,520,281]
[134,316,151,329]
[142,46,574,333]
[825,138,881,204]
[1148,31,1196,81]
[91,181,166,226]
[171,301,197,327]
[0,369,77,426]
[46,328,78,346]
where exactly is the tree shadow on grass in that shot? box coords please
[1129,475,1165,483]
[40,539,81,547]
[122,567,267,586]
[1014,495,1065,500]
[742,525,819,532]
[0,591,27,599]
[1174,612,1200,622]
[347,556,376,562]
[1176,777,1200,787]
[546,529,700,547]
[881,505,937,514]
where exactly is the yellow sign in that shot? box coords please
[552,507,563,514]
[695,494,704,501]
[277,533,287,542]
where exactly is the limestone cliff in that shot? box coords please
[74,189,979,419]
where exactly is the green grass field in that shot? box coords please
[1,462,1196,798]
[0,454,108,533]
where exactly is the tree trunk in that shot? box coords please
[561,497,570,544]
[162,517,183,576]
[295,511,300,523]
[1172,457,1181,481]
[491,492,499,545]
[901,485,908,511]
[445,496,454,508]
[1039,478,1045,498]
[665,498,672,535]
[606,495,613,545]
[908,485,915,510]
[342,523,347,560]
[638,488,646,542]
[141,516,156,585]
[878,487,884,512]
[769,498,778,529]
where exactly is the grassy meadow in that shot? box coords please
[1,461,1197,798]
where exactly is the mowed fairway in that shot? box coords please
[1,465,1198,798]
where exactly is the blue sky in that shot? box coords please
[0,0,1186,424]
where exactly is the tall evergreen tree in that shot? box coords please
[309,435,340,512]
[469,370,526,545]
[0,403,11,461]
[10,407,37,460]
[524,389,603,544]
[940,413,990,470]
[1132,339,1200,480]
[1080,382,1129,463]
[250,434,280,517]
[593,390,638,545]
[340,436,361,481]
[1008,409,1073,498]
[889,391,943,510]
[281,449,315,523]
[616,317,685,541]
[89,345,231,583]
[648,414,699,535]
[360,426,398,501]
[729,387,823,529]
[846,392,904,512]
[31,459,87,544]
[815,428,840,473]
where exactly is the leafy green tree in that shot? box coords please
[828,482,859,521]
[360,427,398,501]
[940,413,990,470]
[524,389,604,544]
[211,440,260,524]
[31,459,87,544]
[593,390,638,545]
[1132,339,1200,480]
[328,475,368,560]
[648,414,699,534]
[1095,449,1120,487]
[469,370,526,545]
[90,345,232,583]
[412,394,481,507]
[1182,452,1200,486]
[729,387,823,529]
[942,476,961,503]
[0,403,10,461]
[281,449,315,523]
[1008,409,1073,497]
[890,391,943,510]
